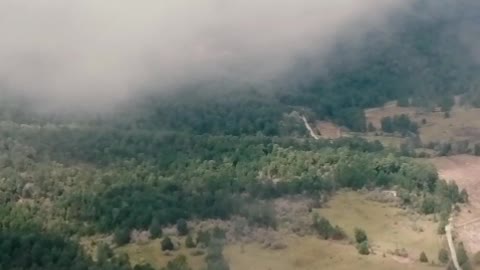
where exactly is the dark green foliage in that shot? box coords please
[457,242,471,269]
[438,248,449,264]
[134,264,156,270]
[474,143,480,156]
[0,230,140,270]
[419,251,428,263]
[437,220,447,235]
[185,235,196,248]
[331,225,347,240]
[96,243,114,262]
[397,97,410,107]
[367,122,376,132]
[161,236,175,251]
[176,219,189,236]
[149,218,162,239]
[162,255,191,270]
[212,227,226,240]
[421,196,436,214]
[439,96,455,112]
[312,214,346,240]
[312,214,333,239]
[196,230,212,247]
[206,239,230,270]
[381,114,418,135]
[357,241,370,255]
[354,228,368,244]
[113,228,131,246]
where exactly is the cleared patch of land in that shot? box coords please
[313,121,343,139]
[117,237,206,270]
[365,101,418,130]
[87,192,445,270]
[318,192,443,262]
[225,235,438,270]
[365,102,480,144]
[430,155,480,252]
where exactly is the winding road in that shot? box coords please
[301,115,319,140]
[446,217,462,270]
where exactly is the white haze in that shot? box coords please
[0,0,412,111]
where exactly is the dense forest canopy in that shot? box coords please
[0,0,479,269]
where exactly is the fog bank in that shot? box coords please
[0,0,412,110]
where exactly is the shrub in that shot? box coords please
[185,235,196,248]
[161,236,174,251]
[312,214,333,239]
[149,218,162,239]
[419,251,428,263]
[113,228,130,246]
[96,243,113,262]
[176,219,189,236]
[331,225,347,240]
[163,255,191,270]
[438,248,449,264]
[212,226,226,240]
[357,241,370,255]
[354,228,368,244]
[196,230,211,247]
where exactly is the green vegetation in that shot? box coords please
[438,248,449,264]
[419,251,428,263]
[380,114,418,135]
[161,237,175,251]
[1,1,479,268]
[357,241,370,255]
[185,235,196,249]
[354,228,368,244]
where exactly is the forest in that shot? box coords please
[0,0,479,269]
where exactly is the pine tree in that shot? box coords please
[419,251,428,263]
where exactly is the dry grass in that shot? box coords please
[318,192,443,262]
[365,101,418,129]
[313,121,344,139]
[430,155,480,253]
[91,192,445,270]
[365,102,480,144]
[225,235,439,270]
[116,237,206,270]
[417,107,480,144]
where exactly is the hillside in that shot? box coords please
[2,0,480,270]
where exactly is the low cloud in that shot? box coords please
[0,0,412,111]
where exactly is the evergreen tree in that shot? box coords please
[149,218,162,239]
[161,236,174,251]
[176,219,189,236]
[419,251,428,263]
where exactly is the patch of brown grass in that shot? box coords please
[430,155,480,252]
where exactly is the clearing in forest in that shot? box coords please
[430,155,480,252]
[89,192,445,270]
[365,102,480,145]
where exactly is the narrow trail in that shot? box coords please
[446,217,462,270]
[301,115,319,140]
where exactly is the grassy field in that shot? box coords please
[87,191,446,270]
[116,237,206,270]
[430,155,480,253]
[318,192,443,262]
[365,102,480,144]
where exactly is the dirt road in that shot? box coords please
[301,116,319,140]
[446,217,461,270]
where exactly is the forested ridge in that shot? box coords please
[0,0,478,269]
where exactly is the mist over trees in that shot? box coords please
[0,0,478,269]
